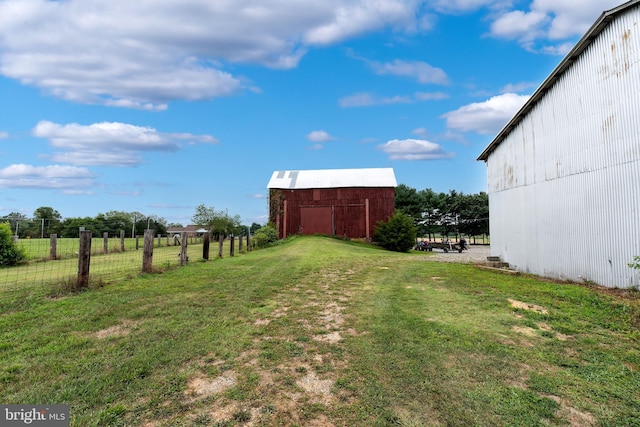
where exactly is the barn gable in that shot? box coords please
[267,168,397,240]
[477,0,640,288]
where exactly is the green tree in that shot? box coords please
[192,204,241,240]
[1,212,29,238]
[0,222,25,266]
[192,204,216,227]
[98,211,131,236]
[373,211,417,252]
[419,188,446,240]
[33,206,63,238]
[395,185,489,240]
[456,192,489,237]
[59,217,101,238]
[395,184,424,219]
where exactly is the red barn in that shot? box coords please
[267,168,397,240]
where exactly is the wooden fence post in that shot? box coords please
[136,235,140,250]
[203,232,210,260]
[157,234,161,248]
[180,232,188,266]
[230,234,235,257]
[50,234,57,260]
[77,231,92,289]
[120,230,125,252]
[142,229,154,273]
[239,233,243,252]
[166,235,170,246]
[218,236,223,258]
[247,233,250,251]
[103,232,109,254]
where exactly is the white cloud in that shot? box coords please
[370,59,449,85]
[377,138,454,160]
[489,0,622,53]
[490,10,548,42]
[429,0,512,13]
[61,189,95,195]
[415,91,449,100]
[441,93,529,135]
[0,0,431,108]
[0,131,8,139]
[306,130,337,142]
[500,81,538,94]
[339,91,448,107]
[33,121,217,167]
[0,163,95,189]
[412,128,429,138]
[538,42,575,56]
[304,0,429,45]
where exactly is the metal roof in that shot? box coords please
[477,0,640,161]
[267,168,397,189]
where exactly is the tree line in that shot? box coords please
[1,205,263,239]
[394,184,489,239]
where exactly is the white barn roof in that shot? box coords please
[267,168,397,190]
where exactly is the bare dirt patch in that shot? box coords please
[185,371,237,399]
[297,371,334,401]
[88,320,139,339]
[511,326,538,337]
[188,267,359,425]
[313,331,342,343]
[508,298,548,314]
[545,395,596,427]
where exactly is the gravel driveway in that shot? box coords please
[423,245,491,264]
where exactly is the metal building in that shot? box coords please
[478,0,640,288]
[267,168,397,240]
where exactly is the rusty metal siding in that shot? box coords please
[486,5,640,288]
[269,187,395,239]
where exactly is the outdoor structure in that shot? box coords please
[478,0,640,288]
[166,225,206,237]
[267,168,397,240]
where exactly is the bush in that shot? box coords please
[373,212,417,252]
[0,222,25,266]
[252,224,279,248]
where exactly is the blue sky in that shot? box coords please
[0,0,624,226]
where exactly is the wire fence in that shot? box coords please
[1,231,250,297]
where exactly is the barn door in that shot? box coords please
[300,206,333,235]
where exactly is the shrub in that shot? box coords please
[373,212,417,252]
[0,222,25,266]
[252,223,279,248]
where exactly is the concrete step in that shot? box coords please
[488,261,510,268]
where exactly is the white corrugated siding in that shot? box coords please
[487,6,640,288]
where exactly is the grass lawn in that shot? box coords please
[1,236,638,426]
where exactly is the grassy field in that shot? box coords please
[16,237,206,261]
[2,237,239,292]
[1,236,638,426]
